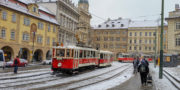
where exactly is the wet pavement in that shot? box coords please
[109,73,155,90]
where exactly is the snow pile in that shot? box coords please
[150,64,178,90]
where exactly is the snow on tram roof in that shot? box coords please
[100,50,113,54]
[53,46,97,51]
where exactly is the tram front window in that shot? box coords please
[66,49,70,57]
[56,49,65,57]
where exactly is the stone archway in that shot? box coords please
[1,46,14,62]
[46,50,52,60]
[33,49,43,62]
[19,48,30,61]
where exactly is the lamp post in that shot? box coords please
[32,32,35,63]
[159,0,164,79]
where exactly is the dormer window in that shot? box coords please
[121,24,124,27]
[106,24,109,27]
[33,7,37,13]
[118,22,120,23]
[112,24,115,27]
[98,25,101,28]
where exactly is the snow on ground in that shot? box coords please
[150,64,178,90]
[164,66,180,81]
[18,62,130,89]
[79,67,134,90]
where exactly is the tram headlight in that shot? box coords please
[58,63,62,67]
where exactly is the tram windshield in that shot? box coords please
[56,49,65,57]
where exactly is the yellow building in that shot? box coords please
[166,4,180,54]
[128,20,168,55]
[92,18,130,55]
[0,0,59,62]
[76,0,92,46]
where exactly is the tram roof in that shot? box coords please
[53,46,97,51]
[100,50,113,54]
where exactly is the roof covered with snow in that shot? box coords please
[0,0,59,25]
[93,18,131,30]
[129,20,159,27]
[38,5,54,15]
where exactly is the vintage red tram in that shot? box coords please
[99,50,113,67]
[51,46,113,74]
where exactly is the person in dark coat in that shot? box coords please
[13,56,20,74]
[133,57,140,74]
[138,58,149,86]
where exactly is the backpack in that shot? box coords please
[14,59,18,65]
[140,64,146,73]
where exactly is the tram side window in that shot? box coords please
[71,49,74,57]
[66,49,70,57]
[92,51,95,58]
[84,50,86,58]
[80,50,83,58]
[56,49,65,57]
[87,51,90,58]
[100,54,103,59]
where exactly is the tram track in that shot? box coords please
[29,64,131,90]
[163,70,180,90]
[1,63,130,89]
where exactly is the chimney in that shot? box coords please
[175,4,179,11]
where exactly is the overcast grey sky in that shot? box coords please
[72,0,180,26]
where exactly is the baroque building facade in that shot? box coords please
[166,4,180,54]
[0,0,59,62]
[92,18,130,55]
[76,0,92,46]
[37,0,79,46]
[128,20,168,55]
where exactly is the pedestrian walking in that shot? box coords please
[13,56,20,74]
[138,57,149,86]
[133,57,139,74]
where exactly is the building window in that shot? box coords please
[98,25,101,28]
[116,44,120,48]
[139,40,142,43]
[140,32,142,36]
[123,31,126,34]
[164,45,166,49]
[149,40,151,44]
[104,37,108,41]
[130,32,132,36]
[24,17,30,26]
[149,47,151,51]
[47,37,50,44]
[153,32,156,36]
[1,28,6,38]
[104,32,108,34]
[121,24,124,27]
[48,24,51,32]
[33,7,37,12]
[145,40,147,44]
[38,22,44,29]
[22,33,29,41]
[106,24,109,27]
[176,37,180,46]
[52,38,55,46]
[139,46,141,50]
[149,32,152,36]
[112,24,115,27]
[110,37,114,41]
[176,22,180,30]
[12,14,16,22]
[129,46,132,50]
[130,40,132,44]
[122,38,126,41]
[145,47,147,50]
[2,11,7,20]
[104,44,108,48]
[117,31,120,34]
[97,37,100,41]
[145,32,147,36]
[122,46,126,49]
[135,32,137,36]
[11,31,15,40]
[134,46,137,50]
[53,26,56,32]
[116,37,120,41]
[37,36,43,43]
[96,44,100,49]
[109,44,114,49]
[134,39,136,44]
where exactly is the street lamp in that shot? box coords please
[31,32,36,63]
